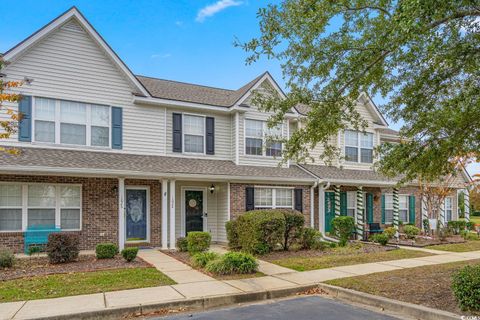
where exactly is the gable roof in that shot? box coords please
[136,73,265,107]
[2,6,149,97]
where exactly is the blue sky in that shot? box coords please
[1,0,478,176]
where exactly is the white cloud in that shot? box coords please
[175,21,184,27]
[196,0,243,23]
[151,53,172,59]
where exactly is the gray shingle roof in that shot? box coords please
[299,164,396,183]
[378,128,399,135]
[0,147,314,182]
[136,73,265,107]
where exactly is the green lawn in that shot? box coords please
[425,240,480,252]
[270,248,432,271]
[0,267,175,302]
[470,216,480,225]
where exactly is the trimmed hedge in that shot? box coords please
[452,264,480,312]
[96,243,118,259]
[121,247,138,262]
[235,210,286,254]
[176,237,188,252]
[46,233,80,264]
[372,233,389,245]
[403,225,420,239]
[282,210,305,250]
[225,220,240,249]
[205,252,258,275]
[187,232,211,254]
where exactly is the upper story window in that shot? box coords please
[245,119,283,157]
[33,97,110,147]
[345,130,374,163]
[385,194,409,224]
[183,114,205,153]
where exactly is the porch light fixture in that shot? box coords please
[209,184,215,194]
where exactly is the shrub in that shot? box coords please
[331,216,355,247]
[383,227,396,239]
[372,233,389,245]
[176,237,188,252]
[46,233,80,264]
[404,225,420,239]
[28,245,42,255]
[466,221,476,231]
[282,210,305,250]
[422,219,430,232]
[191,251,219,268]
[121,247,138,262]
[300,227,323,250]
[0,249,15,268]
[236,210,286,254]
[225,220,240,249]
[448,221,466,235]
[96,243,118,259]
[187,231,211,254]
[205,252,258,275]
[452,264,480,312]
[328,241,337,248]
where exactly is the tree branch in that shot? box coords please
[428,9,480,29]
[341,5,391,17]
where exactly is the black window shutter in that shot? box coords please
[245,187,255,211]
[294,188,303,212]
[206,117,215,155]
[172,113,182,152]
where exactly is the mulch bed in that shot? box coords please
[1,255,152,281]
[261,242,395,261]
[389,235,466,247]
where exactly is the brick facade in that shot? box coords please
[0,175,163,252]
[229,183,312,226]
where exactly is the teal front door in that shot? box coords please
[325,192,336,233]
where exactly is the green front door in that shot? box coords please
[325,192,336,233]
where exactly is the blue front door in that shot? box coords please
[126,189,147,241]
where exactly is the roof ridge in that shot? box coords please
[136,74,236,92]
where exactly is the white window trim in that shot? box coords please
[384,193,410,224]
[125,186,150,243]
[253,187,294,209]
[444,196,453,222]
[0,185,23,232]
[244,119,284,158]
[32,96,111,149]
[0,182,82,233]
[182,112,207,155]
[344,130,374,164]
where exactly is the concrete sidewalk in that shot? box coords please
[2,249,480,320]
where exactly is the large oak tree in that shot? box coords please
[239,0,480,182]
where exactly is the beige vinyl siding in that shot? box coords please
[174,181,228,242]
[1,19,167,155]
[165,108,232,160]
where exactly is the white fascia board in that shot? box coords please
[3,7,150,97]
[0,166,316,184]
[133,96,232,113]
[235,73,287,107]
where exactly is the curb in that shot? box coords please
[28,284,318,320]
[317,283,461,320]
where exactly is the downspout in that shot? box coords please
[310,180,319,228]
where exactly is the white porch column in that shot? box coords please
[161,180,168,250]
[464,188,470,223]
[319,188,325,234]
[334,185,341,216]
[310,186,315,228]
[392,187,400,240]
[118,178,125,250]
[421,194,428,229]
[356,186,364,240]
[169,180,176,249]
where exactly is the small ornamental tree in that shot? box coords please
[331,216,355,247]
[0,57,23,153]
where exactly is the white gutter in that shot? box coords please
[0,166,316,184]
[310,179,319,228]
[133,96,234,114]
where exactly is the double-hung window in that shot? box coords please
[245,119,283,157]
[0,185,23,232]
[346,192,356,217]
[33,98,110,147]
[0,184,82,232]
[384,194,409,224]
[345,130,374,163]
[444,197,453,222]
[254,188,293,209]
[183,114,205,153]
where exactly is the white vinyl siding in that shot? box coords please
[0,183,81,232]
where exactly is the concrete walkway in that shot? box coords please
[2,249,480,320]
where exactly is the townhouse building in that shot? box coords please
[0,7,469,252]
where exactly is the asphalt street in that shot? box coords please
[157,295,401,320]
